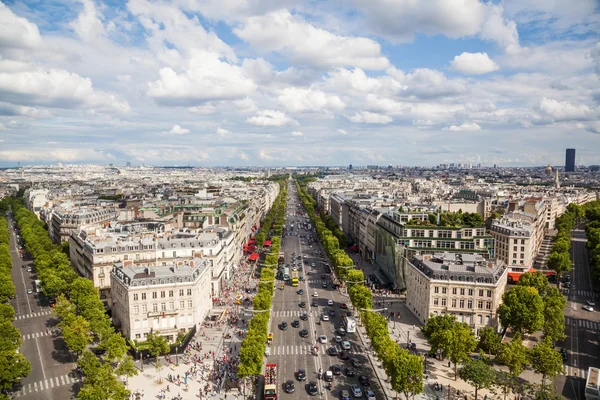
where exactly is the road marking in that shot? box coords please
[22,331,53,341]
[15,310,52,320]
[13,374,75,397]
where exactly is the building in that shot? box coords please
[565,148,576,172]
[110,258,212,342]
[51,207,118,244]
[405,252,507,335]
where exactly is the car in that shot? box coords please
[583,305,595,312]
[300,312,308,321]
[313,292,319,297]
[285,380,295,393]
[297,369,307,381]
[280,322,288,330]
[312,300,319,307]
[327,299,334,306]
[322,282,328,288]
[298,256,302,260]
[339,350,349,360]
[328,346,339,356]
[341,341,352,350]
[324,370,334,382]
[311,263,316,267]
[291,320,300,328]
[587,300,596,307]
[344,367,355,377]
[329,309,336,316]
[297,289,304,295]
[332,365,342,376]
[319,335,328,344]
[365,389,376,399]
[346,311,353,317]
[350,385,362,398]
[564,282,571,288]
[27,288,33,294]
[359,376,370,386]
[334,335,343,343]
[340,390,351,400]
[308,381,319,396]
[341,303,349,309]
[299,301,306,308]
[337,328,347,336]
[322,314,330,321]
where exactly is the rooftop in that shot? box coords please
[410,252,506,284]
[111,258,210,287]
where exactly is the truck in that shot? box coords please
[278,252,285,263]
[264,363,278,399]
[291,270,299,287]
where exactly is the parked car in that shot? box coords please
[350,385,362,398]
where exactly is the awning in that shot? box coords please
[248,239,256,245]
[248,253,259,261]
[264,240,272,247]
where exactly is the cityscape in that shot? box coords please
[1,1,600,400]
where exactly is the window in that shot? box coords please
[452,288,457,295]
[152,303,158,312]
[173,251,176,258]
[179,289,184,296]
[161,291,165,298]
[161,303,166,311]
[434,286,439,294]
[468,289,473,296]
[442,287,447,294]
[438,241,455,249]
[513,253,517,259]
[478,315,483,324]
[187,289,192,296]
[451,299,457,307]
[521,239,525,244]
[478,301,484,309]
[521,246,525,252]
[460,288,465,296]
[514,239,518,244]
[152,292,157,299]
[467,300,473,309]
[169,290,174,297]
[487,290,492,298]
[441,298,447,306]
[413,229,425,237]
[438,230,452,238]
[187,300,193,308]
[459,299,465,308]
[433,298,439,306]
[135,334,141,339]
[478,290,484,297]
[142,304,147,313]
[136,253,140,260]
[133,305,139,314]
[460,242,475,250]
[486,302,492,310]
[513,246,517,251]
[133,294,138,301]
[169,302,174,310]
[142,293,147,300]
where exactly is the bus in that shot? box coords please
[586,367,600,400]
[283,268,290,281]
[33,280,42,293]
[342,314,356,333]
[291,270,299,287]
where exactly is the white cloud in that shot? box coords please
[278,87,345,113]
[538,98,595,122]
[234,10,389,70]
[349,111,393,124]
[337,129,348,135]
[480,5,520,51]
[247,110,298,126]
[290,131,304,136]
[0,2,42,50]
[591,42,600,75]
[449,52,500,75]
[443,122,482,132]
[164,124,190,135]
[216,127,230,136]
[147,51,257,105]
[70,0,106,42]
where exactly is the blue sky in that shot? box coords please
[0,0,599,167]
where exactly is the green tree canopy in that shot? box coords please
[496,333,530,377]
[530,339,564,387]
[518,271,549,298]
[498,286,544,334]
[62,315,92,357]
[477,326,502,356]
[459,359,496,400]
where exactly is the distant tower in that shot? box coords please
[555,169,560,189]
[348,164,353,170]
[545,164,553,176]
[565,149,575,172]
[126,161,131,167]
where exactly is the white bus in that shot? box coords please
[33,280,42,293]
[283,268,290,281]
[342,315,356,333]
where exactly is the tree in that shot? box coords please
[542,288,567,342]
[54,294,76,323]
[443,322,478,379]
[77,350,102,377]
[530,339,564,387]
[77,365,129,400]
[146,332,170,382]
[496,333,530,377]
[498,286,544,334]
[115,356,138,387]
[422,314,456,356]
[459,359,495,400]
[62,315,92,357]
[477,326,502,356]
[388,349,423,400]
[99,332,129,362]
[0,321,23,352]
[0,280,15,303]
[0,350,31,391]
[0,303,15,322]
[518,271,549,298]
[547,251,571,276]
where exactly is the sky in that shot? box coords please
[0,0,599,167]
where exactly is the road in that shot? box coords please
[6,210,77,399]
[266,180,383,400]
[555,228,600,399]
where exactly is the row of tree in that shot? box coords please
[8,199,132,399]
[293,177,425,398]
[238,181,288,378]
[583,202,600,283]
[255,182,286,248]
[0,213,31,398]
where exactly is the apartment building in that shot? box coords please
[406,252,507,335]
[50,207,118,244]
[110,258,212,342]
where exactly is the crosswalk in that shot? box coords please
[306,280,330,284]
[15,311,52,320]
[565,316,600,331]
[22,331,52,341]
[561,289,600,298]
[269,343,365,356]
[13,374,77,397]
[272,310,324,317]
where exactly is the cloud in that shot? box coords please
[278,87,346,113]
[0,2,42,50]
[216,127,230,136]
[234,10,389,70]
[337,129,348,135]
[592,42,600,76]
[164,124,190,135]
[349,111,393,124]
[443,122,482,131]
[147,51,257,105]
[290,131,304,136]
[449,52,500,75]
[247,110,298,126]
[538,98,595,122]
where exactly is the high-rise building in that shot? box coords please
[126,161,131,167]
[565,148,576,172]
[348,164,352,170]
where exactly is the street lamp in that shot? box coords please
[175,345,179,366]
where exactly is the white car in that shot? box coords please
[341,341,352,350]
[334,335,343,343]
[328,300,334,306]
[321,314,330,321]
[311,263,315,267]
[319,335,328,344]
[312,292,319,297]
[587,300,596,307]
[583,305,595,312]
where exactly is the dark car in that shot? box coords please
[297,289,304,295]
[332,365,342,375]
[328,309,336,316]
[280,322,288,330]
[291,320,300,328]
[328,346,339,356]
[297,369,307,381]
[344,367,355,377]
[359,375,370,386]
[285,380,295,393]
[339,350,350,360]
[312,300,319,307]
[300,329,309,338]
[308,381,319,396]
[299,301,306,308]
[322,282,328,288]
[300,313,308,321]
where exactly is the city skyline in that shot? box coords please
[0,1,599,167]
